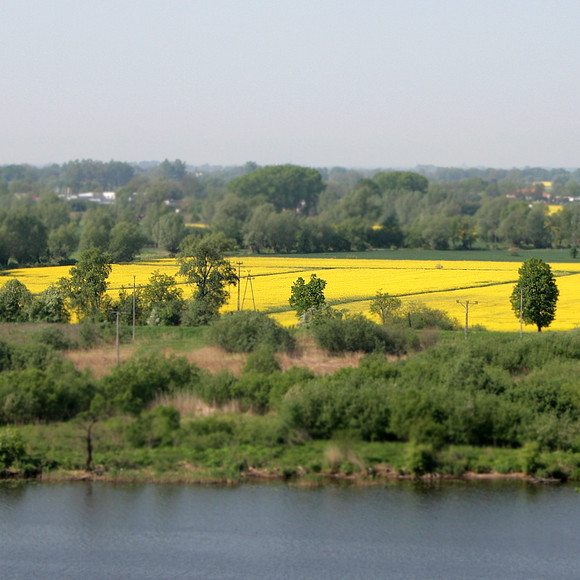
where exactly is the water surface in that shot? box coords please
[1,480,578,579]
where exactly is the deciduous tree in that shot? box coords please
[178,234,238,325]
[369,290,402,325]
[289,274,327,317]
[60,248,112,319]
[510,257,559,332]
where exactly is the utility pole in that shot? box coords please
[457,300,478,339]
[132,275,136,341]
[236,261,243,311]
[242,271,256,311]
[111,310,121,365]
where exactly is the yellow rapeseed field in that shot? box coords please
[2,257,579,332]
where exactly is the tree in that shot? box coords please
[48,223,79,263]
[154,212,187,254]
[29,283,70,323]
[60,248,112,319]
[178,233,238,324]
[289,274,327,317]
[141,271,184,326]
[510,257,559,332]
[374,171,429,194]
[369,290,402,325]
[228,165,325,214]
[108,221,147,262]
[0,279,33,322]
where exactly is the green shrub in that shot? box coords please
[208,310,296,353]
[101,353,197,415]
[312,314,396,354]
[281,372,393,440]
[0,279,33,322]
[232,372,277,413]
[0,359,94,424]
[127,405,181,448]
[244,345,281,374]
[0,428,26,468]
[403,442,438,475]
[193,371,237,407]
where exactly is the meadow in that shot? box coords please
[2,251,579,332]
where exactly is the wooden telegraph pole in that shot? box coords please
[456,299,478,339]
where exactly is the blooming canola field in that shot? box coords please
[3,257,580,332]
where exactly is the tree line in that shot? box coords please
[2,160,580,268]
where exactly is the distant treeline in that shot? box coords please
[2,160,580,268]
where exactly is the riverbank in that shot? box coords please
[4,434,577,486]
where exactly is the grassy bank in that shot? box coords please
[6,411,580,485]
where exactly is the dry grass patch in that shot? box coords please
[184,346,247,375]
[64,345,136,378]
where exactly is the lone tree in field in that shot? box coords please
[369,290,402,325]
[510,257,559,332]
[289,274,327,317]
[178,233,238,325]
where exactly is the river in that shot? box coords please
[1,480,579,579]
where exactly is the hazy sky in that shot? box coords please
[2,1,579,168]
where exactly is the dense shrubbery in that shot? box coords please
[312,314,418,355]
[0,359,94,424]
[100,353,199,415]
[208,310,296,353]
[3,320,580,481]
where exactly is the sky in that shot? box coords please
[2,0,580,169]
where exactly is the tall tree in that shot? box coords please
[178,234,238,324]
[369,290,402,325]
[510,258,559,332]
[60,248,112,319]
[228,165,325,214]
[289,274,327,317]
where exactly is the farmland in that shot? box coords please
[2,253,580,332]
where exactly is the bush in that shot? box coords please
[404,442,438,475]
[101,353,197,415]
[0,428,27,468]
[0,359,95,424]
[127,405,181,448]
[244,345,281,374]
[208,310,295,353]
[312,314,402,354]
[281,371,393,440]
[0,279,33,322]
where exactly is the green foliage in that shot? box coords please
[0,359,94,424]
[0,279,33,322]
[281,370,393,440]
[29,284,70,323]
[403,302,459,330]
[127,405,181,448]
[0,428,27,468]
[208,310,295,353]
[244,345,281,374]
[141,271,184,326]
[59,247,112,319]
[101,353,197,415]
[311,314,404,354]
[374,171,429,194]
[369,290,402,324]
[404,442,438,475]
[228,164,325,214]
[289,274,327,317]
[108,221,147,262]
[178,233,238,324]
[510,257,559,331]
